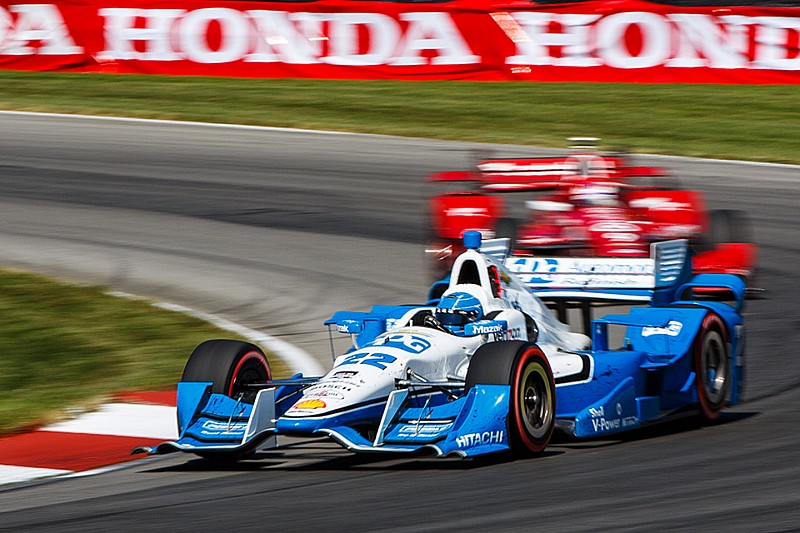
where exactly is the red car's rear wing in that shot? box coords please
[431,156,669,192]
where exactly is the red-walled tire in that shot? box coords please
[466,341,555,457]
[182,340,271,404]
[695,314,730,421]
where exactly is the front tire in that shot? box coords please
[466,341,555,456]
[695,314,729,421]
[182,340,271,404]
[708,209,752,244]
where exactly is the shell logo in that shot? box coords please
[294,399,327,410]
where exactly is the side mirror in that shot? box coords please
[336,319,363,334]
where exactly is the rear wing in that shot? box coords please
[429,156,668,193]
[503,240,691,304]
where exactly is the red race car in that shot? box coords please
[426,139,757,287]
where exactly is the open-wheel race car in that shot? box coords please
[136,232,746,461]
[426,139,757,288]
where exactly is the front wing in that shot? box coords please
[137,382,515,458]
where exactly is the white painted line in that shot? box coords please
[153,301,326,377]
[644,152,800,170]
[2,109,798,169]
[106,290,326,377]
[41,403,178,440]
[0,465,72,485]
[0,109,356,137]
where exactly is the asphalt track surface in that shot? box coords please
[0,112,798,531]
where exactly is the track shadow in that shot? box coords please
[143,439,563,473]
[551,410,759,450]
[141,411,757,474]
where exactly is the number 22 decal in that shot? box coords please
[337,352,397,370]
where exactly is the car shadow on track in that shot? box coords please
[143,411,758,473]
[143,435,567,472]
[550,410,758,450]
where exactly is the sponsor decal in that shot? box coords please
[509,257,653,275]
[308,383,354,393]
[654,224,702,237]
[590,221,640,233]
[500,10,800,72]
[467,322,504,335]
[464,320,508,336]
[200,420,248,434]
[333,371,359,379]
[380,334,431,354]
[293,399,327,410]
[336,319,362,334]
[455,430,505,448]
[642,320,683,337]
[336,351,397,370]
[588,405,638,433]
[99,9,478,66]
[305,389,345,400]
[0,4,83,56]
[398,423,453,437]
[601,232,640,242]
[445,207,489,217]
[629,197,693,211]
[4,3,800,84]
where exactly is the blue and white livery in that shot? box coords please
[137,232,745,460]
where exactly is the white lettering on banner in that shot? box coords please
[393,12,479,66]
[666,14,747,68]
[753,17,800,70]
[181,8,250,64]
[0,4,83,55]
[500,11,800,71]
[247,11,318,64]
[599,12,672,69]
[325,13,399,66]
[505,12,602,67]
[99,9,479,66]
[100,8,183,61]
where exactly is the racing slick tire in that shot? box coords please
[494,218,518,250]
[694,313,730,422]
[182,340,271,405]
[465,341,555,457]
[708,209,752,244]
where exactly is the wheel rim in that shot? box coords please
[228,351,270,402]
[700,330,727,407]
[518,361,553,440]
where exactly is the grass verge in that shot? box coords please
[1,71,799,164]
[0,267,287,435]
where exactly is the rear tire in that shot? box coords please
[466,341,555,456]
[695,314,729,421]
[494,218,518,250]
[182,340,271,404]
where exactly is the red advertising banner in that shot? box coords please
[0,0,798,83]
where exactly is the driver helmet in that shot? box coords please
[569,182,619,207]
[435,291,484,334]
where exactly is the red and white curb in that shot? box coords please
[0,392,176,487]
[0,296,323,488]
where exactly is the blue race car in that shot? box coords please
[137,232,745,460]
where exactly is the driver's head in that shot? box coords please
[570,182,619,207]
[435,291,483,333]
